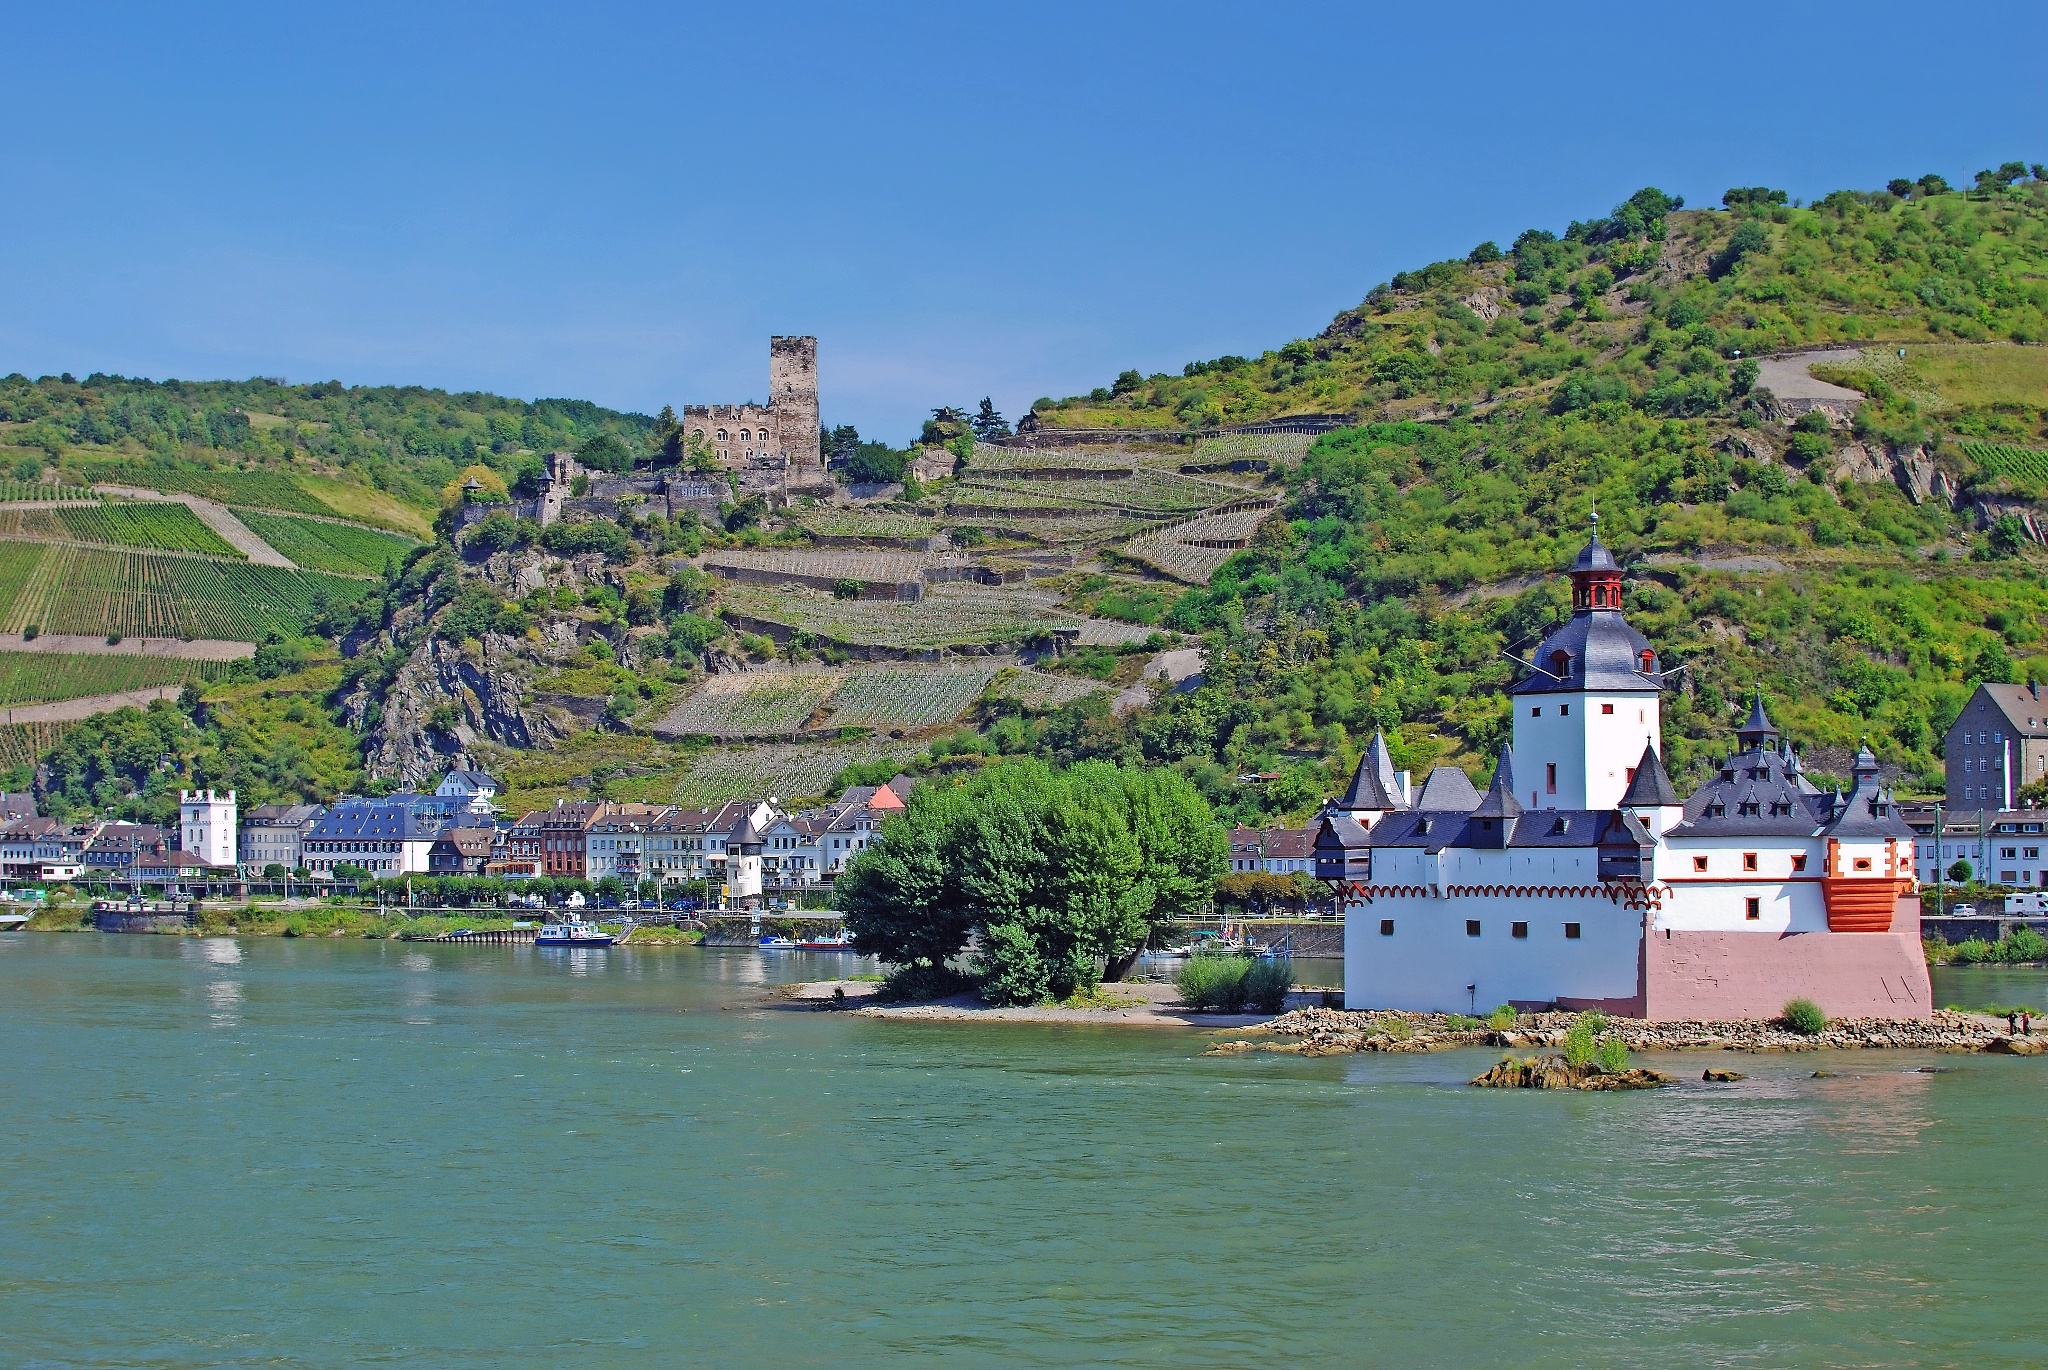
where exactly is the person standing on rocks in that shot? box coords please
[2024,1010,2033,1036]
[2008,1011,2019,1036]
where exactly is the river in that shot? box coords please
[6,934,2048,1367]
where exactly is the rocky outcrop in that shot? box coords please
[341,631,569,786]
[1469,1056,1671,1090]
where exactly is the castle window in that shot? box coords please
[1546,764,1557,794]
[1465,920,1481,937]
[1640,649,1655,671]
[716,429,728,442]
[1853,857,1872,871]
[1512,921,1528,939]
[1743,852,1758,871]
[1693,855,1709,872]
[1626,767,1637,784]
[1560,704,1569,716]
[1601,702,1614,715]
[1707,803,1726,818]
[1550,650,1570,677]
[1745,897,1761,920]
[1564,922,1582,939]
[1379,919,1394,936]
[1531,707,1540,717]
[1738,802,1760,817]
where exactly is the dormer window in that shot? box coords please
[1550,650,1570,678]
[1738,802,1760,817]
[1551,816,1567,834]
[1415,819,1430,835]
[1707,803,1726,818]
[1640,649,1655,672]
[1720,770,1735,783]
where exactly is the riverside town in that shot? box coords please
[7,14,2048,1357]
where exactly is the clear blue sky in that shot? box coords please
[1,2,2041,442]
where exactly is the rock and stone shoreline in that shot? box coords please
[1219,1007,2039,1056]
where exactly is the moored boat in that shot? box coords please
[535,917,615,948]
[757,935,798,950]
[797,931,856,951]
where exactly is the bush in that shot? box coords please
[1593,1034,1630,1074]
[2007,924,2048,963]
[1243,958,1295,1013]
[1484,1004,1516,1031]
[1562,1013,1598,1067]
[1175,951,1251,1012]
[1783,998,1827,1034]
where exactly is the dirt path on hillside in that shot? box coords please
[1756,349,1867,403]
[0,633,254,659]
[0,685,184,724]
[92,486,296,567]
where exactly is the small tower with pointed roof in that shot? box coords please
[1329,728,1411,827]
[1510,509,1666,811]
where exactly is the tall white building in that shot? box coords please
[180,789,237,869]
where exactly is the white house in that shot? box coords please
[435,769,500,817]
[180,789,238,869]
[1317,518,1928,1022]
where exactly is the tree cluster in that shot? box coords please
[836,759,1227,1003]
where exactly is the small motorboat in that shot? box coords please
[797,931,856,951]
[535,917,615,948]
[757,935,798,950]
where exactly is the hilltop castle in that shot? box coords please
[1314,516,1930,1022]
[682,335,828,499]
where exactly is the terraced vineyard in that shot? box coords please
[0,483,91,503]
[0,504,243,558]
[721,582,1076,650]
[1186,430,1313,469]
[56,503,245,557]
[987,668,1112,710]
[667,737,924,806]
[794,508,945,541]
[0,650,234,704]
[1961,442,2048,498]
[76,463,340,517]
[705,547,940,585]
[0,545,371,640]
[653,671,843,738]
[0,720,77,770]
[822,666,998,728]
[1123,506,1274,583]
[1074,618,1162,646]
[232,510,419,576]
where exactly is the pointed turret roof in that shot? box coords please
[1619,741,1682,809]
[1337,729,1405,811]
[1735,689,1780,749]
[1472,746,1524,820]
[1413,765,1482,812]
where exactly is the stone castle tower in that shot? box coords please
[682,337,821,491]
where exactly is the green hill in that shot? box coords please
[14,166,2048,832]
[1016,172,2048,813]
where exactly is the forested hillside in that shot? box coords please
[1024,168,2048,809]
[0,372,654,526]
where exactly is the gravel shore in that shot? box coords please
[1233,1007,2041,1056]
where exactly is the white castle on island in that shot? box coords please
[1313,517,1931,1022]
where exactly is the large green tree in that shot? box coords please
[838,759,1225,1003]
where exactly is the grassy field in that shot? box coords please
[721,581,1076,649]
[233,510,419,576]
[0,544,371,640]
[1907,342,2048,412]
[0,651,235,705]
[293,475,434,537]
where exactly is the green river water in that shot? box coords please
[4,933,2047,1367]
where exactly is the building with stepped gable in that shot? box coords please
[1314,518,1930,1022]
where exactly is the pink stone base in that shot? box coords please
[1643,899,1931,1022]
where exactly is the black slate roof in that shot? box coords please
[1366,806,1647,851]
[1619,741,1683,808]
[1509,608,1665,696]
[1336,729,1405,811]
[1413,765,1482,811]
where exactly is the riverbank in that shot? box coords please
[17,906,700,945]
[784,981,2041,1054]
[1235,1006,2030,1055]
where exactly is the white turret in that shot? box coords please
[181,789,238,868]
[1509,513,1665,810]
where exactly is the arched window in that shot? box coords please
[716,429,728,442]
[739,428,751,442]
[1640,649,1655,672]
[1550,649,1570,678]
